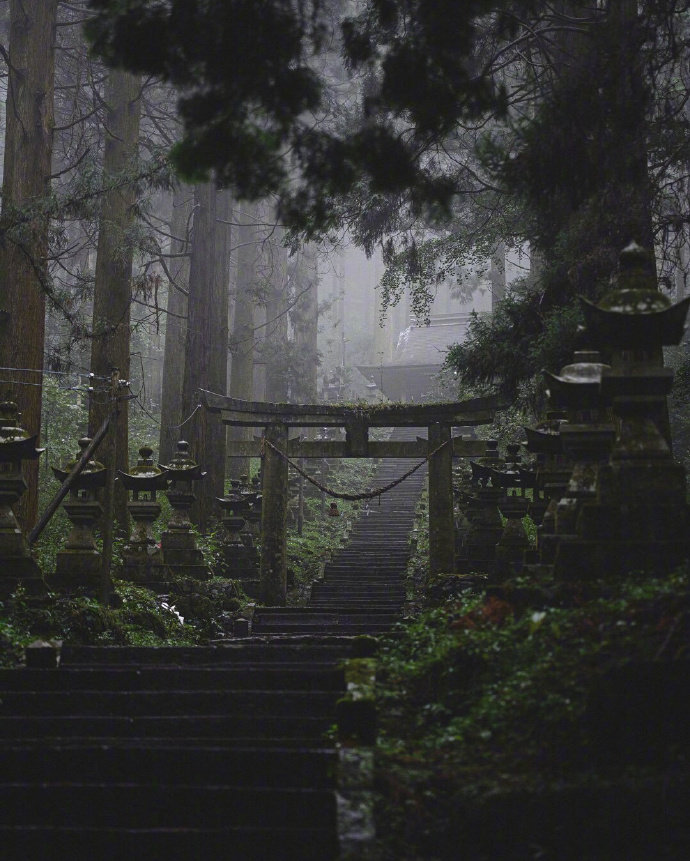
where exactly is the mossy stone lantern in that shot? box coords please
[52,437,107,594]
[0,400,45,598]
[492,444,531,579]
[523,415,571,566]
[158,440,209,579]
[456,441,504,576]
[118,446,168,585]
[567,242,690,577]
[544,351,616,540]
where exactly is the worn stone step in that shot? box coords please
[254,608,398,620]
[59,642,355,666]
[311,584,405,595]
[0,689,340,717]
[0,714,332,739]
[0,825,338,861]
[0,784,336,828]
[0,666,346,691]
[0,744,336,786]
[322,573,406,581]
[323,564,407,573]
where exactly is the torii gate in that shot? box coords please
[200,391,500,604]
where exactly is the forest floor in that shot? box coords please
[369,540,690,860]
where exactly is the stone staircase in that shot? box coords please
[253,428,427,636]
[0,432,428,858]
[0,641,354,861]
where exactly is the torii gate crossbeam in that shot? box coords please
[200,390,501,605]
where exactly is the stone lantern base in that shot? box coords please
[0,555,46,601]
[160,528,211,580]
[0,475,46,599]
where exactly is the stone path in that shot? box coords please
[0,640,352,860]
[0,431,427,859]
[252,428,427,636]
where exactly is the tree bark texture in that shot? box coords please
[260,421,288,605]
[228,202,259,479]
[291,243,319,404]
[0,0,58,528]
[180,183,231,528]
[262,221,289,403]
[159,184,192,464]
[89,69,142,531]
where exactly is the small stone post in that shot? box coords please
[260,422,289,604]
[428,422,454,575]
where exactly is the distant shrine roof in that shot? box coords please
[357,312,472,401]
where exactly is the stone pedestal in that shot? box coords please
[122,499,166,586]
[0,466,45,598]
[556,242,690,578]
[119,447,168,589]
[159,441,210,580]
[51,437,107,596]
[216,497,260,597]
[55,495,104,591]
[495,493,530,580]
[456,485,503,576]
[0,401,45,598]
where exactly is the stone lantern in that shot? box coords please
[563,241,690,577]
[159,440,209,580]
[492,443,532,579]
[523,415,571,566]
[543,351,616,577]
[456,440,505,576]
[52,437,107,594]
[118,446,168,587]
[0,400,45,598]
[216,483,260,595]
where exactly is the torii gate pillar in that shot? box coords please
[260,422,288,604]
[428,422,455,575]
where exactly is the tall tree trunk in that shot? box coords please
[89,69,142,531]
[159,184,192,464]
[228,202,259,479]
[291,244,319,404]
[180,182,231,528]
[263,221,289,403]
[0,0,57,529]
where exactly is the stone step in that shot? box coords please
[254,607,398,619]
[0,744,336,786]
[0,825,337,861]
[59,642,355,666]
[323,563,407,573]
[309,603,403,613]
[0,784,336,828]
[252,625,396,635]
[311,584,405,595]
[0,689,341,717]
[0,714,333,740]
[321,574,406,582]
[0,666,346,691]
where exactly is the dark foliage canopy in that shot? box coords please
[85,0,531,234]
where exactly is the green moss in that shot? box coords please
[373,565,690,858]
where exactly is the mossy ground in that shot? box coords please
[372,565,690,859]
